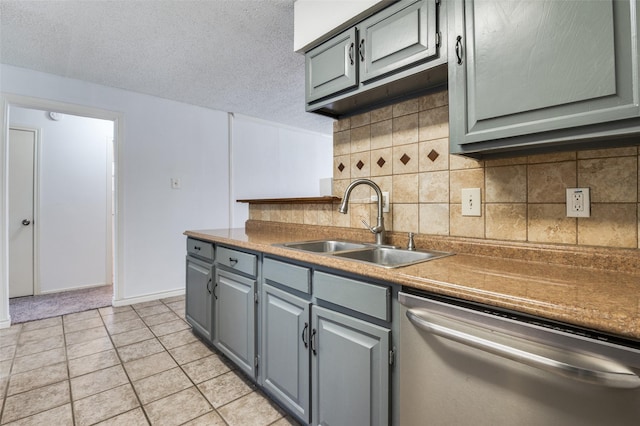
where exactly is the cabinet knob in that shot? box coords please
[21,219,31,226]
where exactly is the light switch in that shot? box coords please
[461,188,481,216]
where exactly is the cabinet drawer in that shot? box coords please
[216,246,257,277]
[264,258,311,294]
[187,238,214,261]
[314,272,390,321]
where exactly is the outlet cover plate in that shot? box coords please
[566,187,590,217]
[371,192,390,213]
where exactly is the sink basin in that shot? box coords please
[277,239,453,268]
[280,240,371,253]
[333,247,452,268]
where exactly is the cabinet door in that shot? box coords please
[359,0,438,83]
[185,256,213,342]
[306,27,358,103]
[311,306,390,426]
[449,0,640,155]
[214,269,256,378]
[261,284,311,423]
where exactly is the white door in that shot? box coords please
[9,128,36,298]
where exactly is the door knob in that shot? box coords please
[21,219,31,226]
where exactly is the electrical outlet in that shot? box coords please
[461,188,481,216]
[371,191,390,213]
[566,188,590,217]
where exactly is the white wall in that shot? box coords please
[293,0,389,51]
[0,64,333,327]
[10,107,113,293]
[231,114,333,226]
[1,65,230,315]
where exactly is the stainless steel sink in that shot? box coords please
[277,239,453,268]
[280,240,371,253]
[333,246,453,268]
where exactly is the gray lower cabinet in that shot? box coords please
[185,238,215,343]
[261,283,311,423]
[449,0,640,157]
[261,259,392,425]
[311,305,390,426]
[185,256,213,342]
[214,268,257,378]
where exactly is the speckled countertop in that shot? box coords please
[185,225,640,342]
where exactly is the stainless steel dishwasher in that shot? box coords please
[399,290,640,425]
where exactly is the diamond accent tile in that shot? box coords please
[400,153,411,165]
[338,163,345,172]
[428,149,440,162]
[356,160,365,170]
[377,157,386,168]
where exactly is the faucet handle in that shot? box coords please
[361,219,374,233]
[407,232,416,251]
[361,219,382,234]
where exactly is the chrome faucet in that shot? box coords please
[338,178,386,245]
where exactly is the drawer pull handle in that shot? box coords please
[213,282,218,300]
[348,42,355,65]
[311,328,317,355]
[206,278,212,295]
[229,257,238,266]
[455,35,463,65]
[359,39,365,62]
[194,246,201,250]
[302,323,309,348]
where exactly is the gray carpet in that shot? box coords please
[9,284,113,324]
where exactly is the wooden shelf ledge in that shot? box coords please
[236,196,341,204]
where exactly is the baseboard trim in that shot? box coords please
[39,283,112,295]
[112,288,185,307]
[0,317,11,329]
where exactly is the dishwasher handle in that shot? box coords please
[406,309,640,389]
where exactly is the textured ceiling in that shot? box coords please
[0,0,333,134]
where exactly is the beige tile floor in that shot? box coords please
[0,296,298,426]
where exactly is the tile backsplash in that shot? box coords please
[249,89,640,250]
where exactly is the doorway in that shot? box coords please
[1,95,122,326]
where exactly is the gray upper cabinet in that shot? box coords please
[449,0,640,157]
[305,0,446,117]
[359,0,437,83]
[306,28,358,104]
